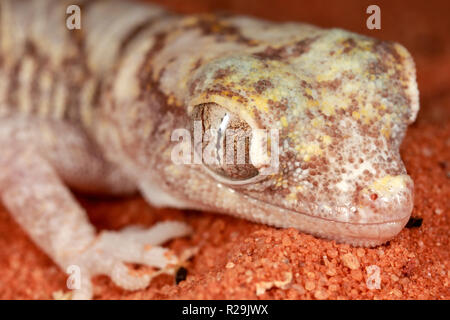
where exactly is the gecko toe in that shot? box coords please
[109,262,152,291]
[67,221,191,297]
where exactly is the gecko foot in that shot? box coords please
[69,221,192,299]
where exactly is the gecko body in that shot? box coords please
[0,0,419,298]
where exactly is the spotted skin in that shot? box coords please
[0,0,419,299]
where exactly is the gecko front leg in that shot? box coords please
[0,119,191,299]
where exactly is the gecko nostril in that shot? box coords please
[354,174,414,224]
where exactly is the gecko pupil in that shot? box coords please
[192,103,259,181]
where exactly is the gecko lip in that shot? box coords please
[226,182,413,246]
[239,192,412,246]
[243,190,413,226]
[237,174,414,225]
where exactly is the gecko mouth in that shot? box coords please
[228,188,412,247]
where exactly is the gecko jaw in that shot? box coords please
[229,187,413,247]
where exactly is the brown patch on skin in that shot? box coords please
[156,66,167,83]
[342,70,356,81]
[316,79,341,91]
[373,41,404,65]
[138,32,168,96]
[6,59,21,109]
[189,71,207,97]
[213,67,234,80]
[5,40,57,116]
[189,78,201,96]
[186,15,257,46]
[342,38,357,54]
[191,58,203,72]
[254,79,273,94]
[117,16,165,58]
[300,80,313,89]
[368,60,388,76]
[303,92,314,100]
[63,4,98,121]
[369,41,410,111]
[254,37,318,60]
[123,31,189,152]
[90,80,102,112]
[61,53,92,122]
[20,41,41,113]
[205,83,248,104]
[253,46,286,60]
[61,77,78,121]
[367,41,408,93]
[291,37,319,56]
[267,98,288,112]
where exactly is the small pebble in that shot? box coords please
[314,289,329,299]
[351,269,363,281]
[392,289,403,298]
[342,253,360,270]
[175,267,188,285]
[305,280,315,291]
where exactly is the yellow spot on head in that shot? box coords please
[167,95,175,105]
[311,117,323,128]
[296,143,323,162]
[286,192,297,201]
[322,135,332,145]
[280,116,288,128]
[369,175,407,196]
[307,100,319,108]
[381,127,391,139]
[320,102,335,116]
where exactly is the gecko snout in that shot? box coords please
[354,174,414,225]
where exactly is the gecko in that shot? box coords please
[0,0,419,299]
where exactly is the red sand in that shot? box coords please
[0,0,448,299]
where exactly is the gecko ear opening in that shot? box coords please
[190,103,261,183]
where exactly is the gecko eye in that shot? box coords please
[191,103,259,182]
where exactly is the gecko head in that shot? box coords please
[187,30,419,245]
